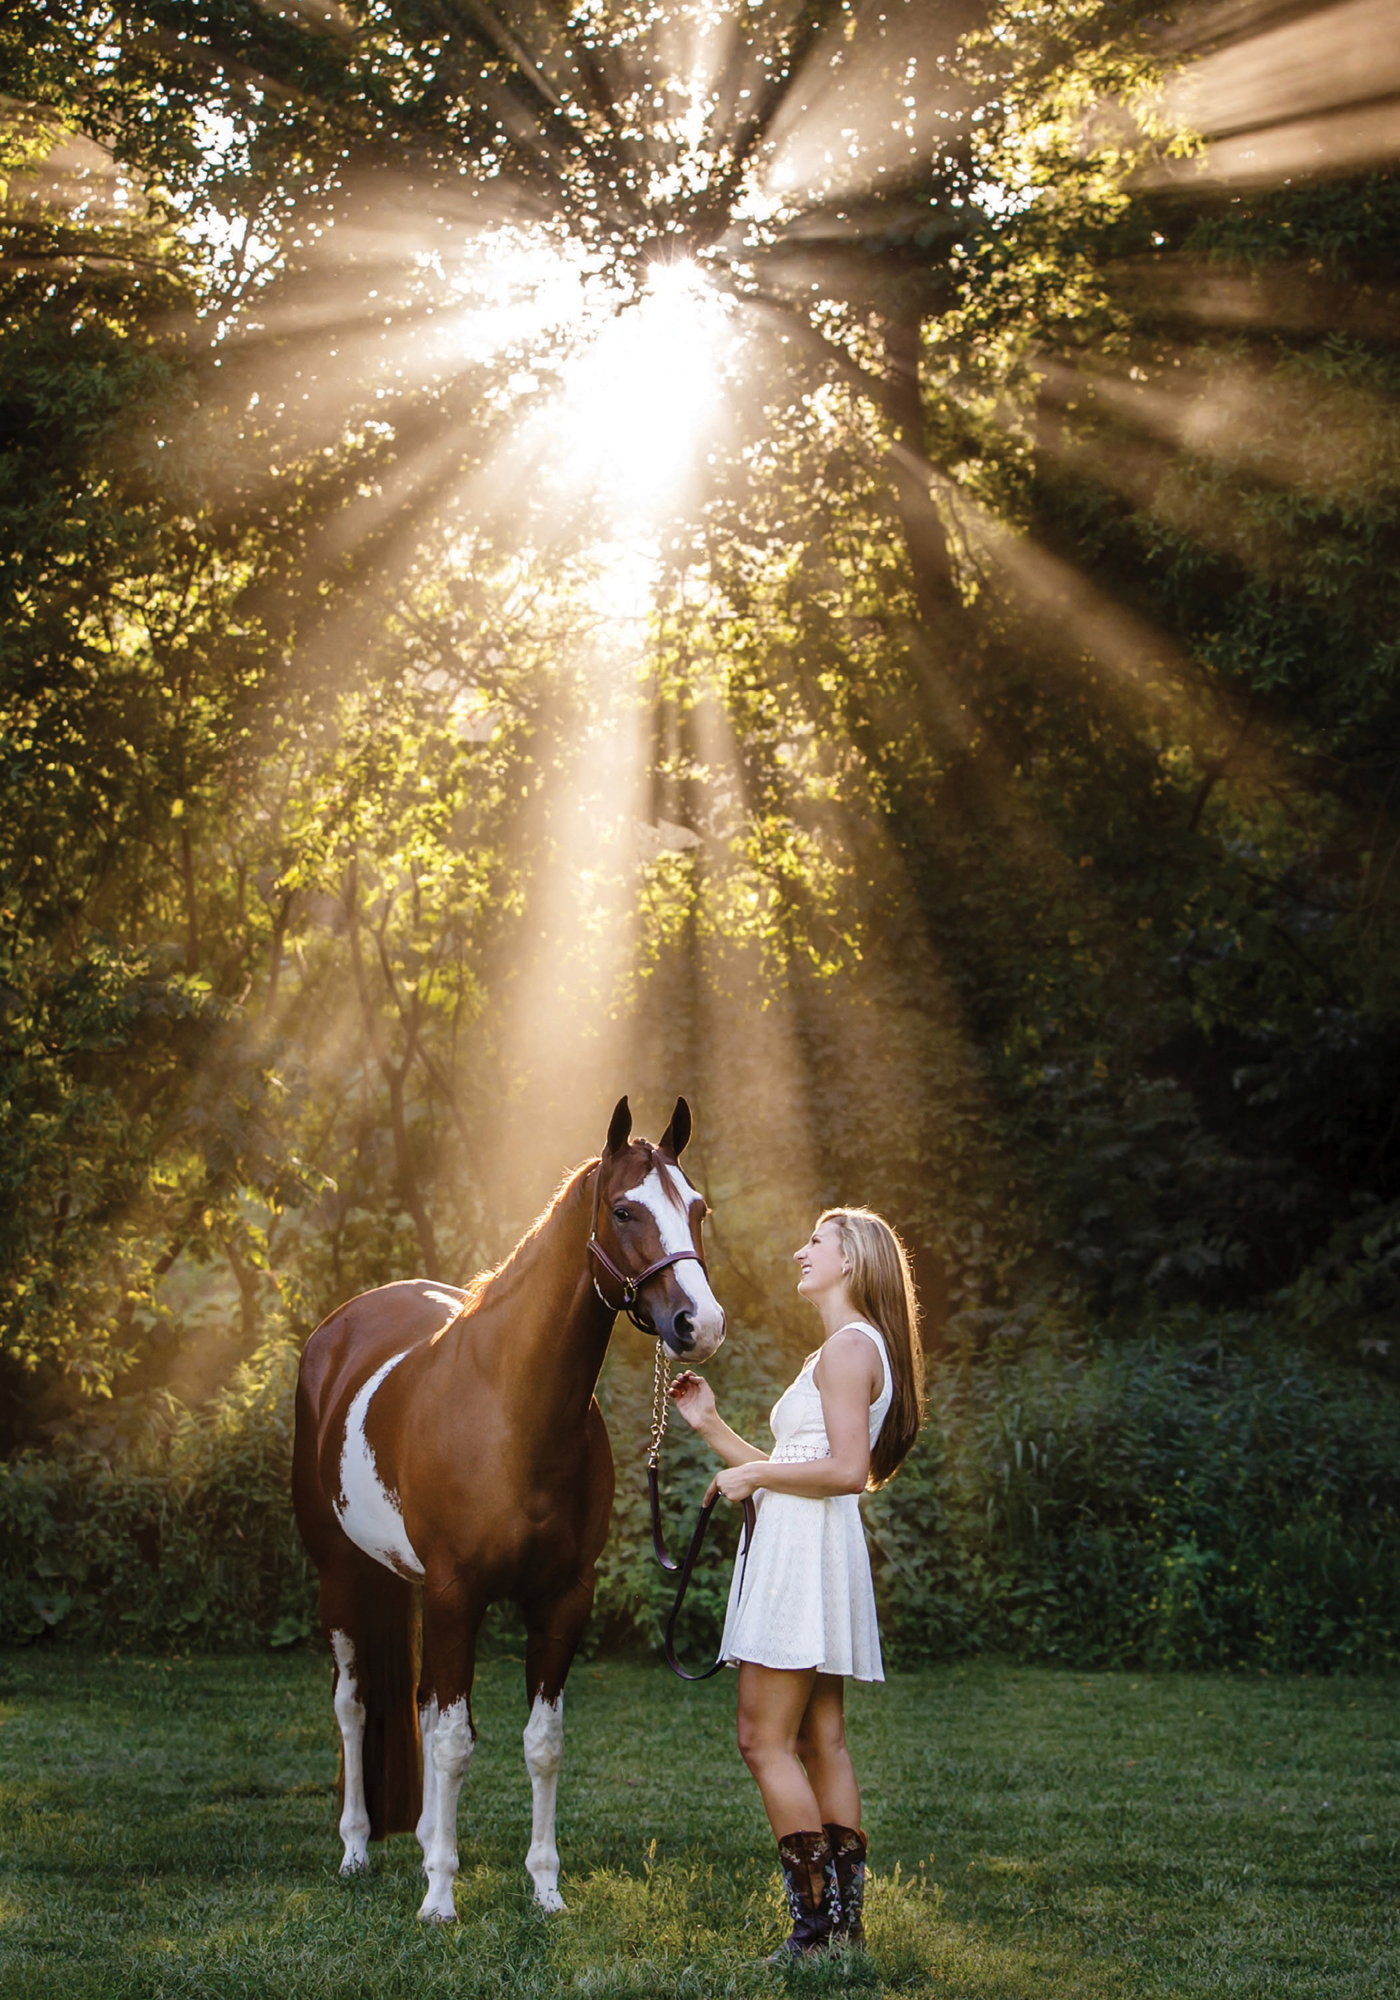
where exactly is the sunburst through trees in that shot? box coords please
[2,0,1400,1449]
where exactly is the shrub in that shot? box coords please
[866,1339,1400,1672]
[0,1342,314,1651]
[2,1333,1396,1673]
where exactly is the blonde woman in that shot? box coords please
[669,1207,924,1959]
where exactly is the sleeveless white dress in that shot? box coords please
[718,1321,893,1682]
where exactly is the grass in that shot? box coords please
[0,1652,1394,1999]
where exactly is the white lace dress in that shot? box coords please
[718,1320,893,1681]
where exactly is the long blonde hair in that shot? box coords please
[819,1206,925,1488]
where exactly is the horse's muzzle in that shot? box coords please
[664,1307,725,1363]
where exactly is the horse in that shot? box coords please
[291,1093,725,1921]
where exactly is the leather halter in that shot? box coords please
[586,1157,707,1335]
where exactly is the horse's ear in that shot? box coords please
[605,1095,632,1155]
[658,1095,692,1160]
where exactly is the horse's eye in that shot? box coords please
[613,1206,632,1224]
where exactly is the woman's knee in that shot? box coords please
[736,1713,774,1775]
[737,1704,799,1777]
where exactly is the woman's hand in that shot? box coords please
[670,1379,769,1474]
[705,1461,764,1506]
[668,1369,716,1433]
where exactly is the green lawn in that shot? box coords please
[0,1651,1394,1998]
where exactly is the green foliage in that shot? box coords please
[4,1333,1395,1676]
[868,1339,1400,1673]
[0,1342,312,1649]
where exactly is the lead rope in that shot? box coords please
[662,1488,757,1682]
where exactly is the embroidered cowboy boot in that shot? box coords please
[824,1823,868,1947]
[768,1828,840,1960]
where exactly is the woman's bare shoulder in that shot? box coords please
[813,1326,883,1391]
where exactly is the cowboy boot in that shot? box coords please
[824,1823,868,1947]
[767,1828,840,1960]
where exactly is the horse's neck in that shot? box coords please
[459,1171,613,1422]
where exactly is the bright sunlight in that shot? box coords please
[554,259,732,514]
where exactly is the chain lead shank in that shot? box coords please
[646,1342,678,1573]
[647,1339,670,1469]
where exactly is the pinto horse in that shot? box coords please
[292,1094,724,1921]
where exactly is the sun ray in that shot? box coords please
[1154,0,1400,185]
[27,0,1389,1345]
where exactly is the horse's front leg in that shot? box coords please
[417,1571,485,1923]
[521,1572,597,1913]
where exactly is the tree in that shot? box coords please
[3,0,1399,1446]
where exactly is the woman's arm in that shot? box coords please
[706,1333,880,1504]
[669,1370,769,1469]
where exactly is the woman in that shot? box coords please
[669,1205,924,1959]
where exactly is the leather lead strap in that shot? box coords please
[662,1493,757,1682]
[648,1462,679,1573]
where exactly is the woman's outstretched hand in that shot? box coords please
[668,1369,716,1432]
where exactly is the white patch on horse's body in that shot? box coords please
[622,1162,725,1343]
[417,1697,474,1922]
[331,1629,371,1874]
[335,1353,425,1579]
[523,1693,566,1911]
[419,1286,462,1312]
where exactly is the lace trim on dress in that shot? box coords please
[770,1440,832,1464]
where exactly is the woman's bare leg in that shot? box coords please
[736,1662,822,1835]
[796,1674,861,1828]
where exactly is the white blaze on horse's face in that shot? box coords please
[335,1352,426,1579]
[622,1160,726,1361]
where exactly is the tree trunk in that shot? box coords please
[225,1237,263,1347]
[883,306,960,633]
[878,305,1013,828]
[344,858,440,1274]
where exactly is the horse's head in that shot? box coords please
[590,1095,726,1362]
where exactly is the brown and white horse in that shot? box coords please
[292,1095,724,1920]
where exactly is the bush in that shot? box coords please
[867,1338,1400,1673]
[0,1342,314,1651]
[2,1333,1396,1673]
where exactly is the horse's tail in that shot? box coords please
[340,1564,423,1841]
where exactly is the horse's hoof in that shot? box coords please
[339,1854,369,1878]
[533,1887,567,1914]
[417,1900,457,1924]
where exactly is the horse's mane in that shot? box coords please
[443,1157,599,1330]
